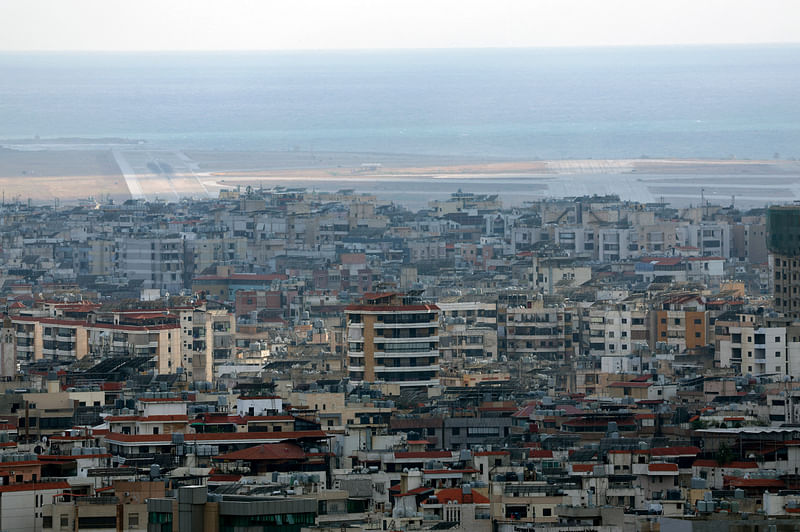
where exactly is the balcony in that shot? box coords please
[375,350,438,358]
[375,364,440,373]
[373,322,436,329]
[379,336,438,343]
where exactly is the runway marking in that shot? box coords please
[112,149,144,199]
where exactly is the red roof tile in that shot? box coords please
[693,459,758,468]
[650,446,700,457]
[215,442,305,462]
[530,450,553,459]
[397,486,435,498]
[725,477,785,488]
[394,451,453,460]
[648,463,678,472]
[0,481,69,493]
[423,487,489,505]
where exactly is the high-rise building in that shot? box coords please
[767,205,800,319]
[345,292,440,388]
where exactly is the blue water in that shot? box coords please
[1,46,799,159]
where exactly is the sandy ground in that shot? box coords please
[0,148,129,202]
[0,146,798,207]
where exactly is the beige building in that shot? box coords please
[345,292,440,389]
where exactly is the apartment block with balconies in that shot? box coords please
[345,292,440,388]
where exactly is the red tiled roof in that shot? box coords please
[530,450,553,459]
[422,487,489,505]
[397,486,434,498]
[394,451,453,460]
[725,477,785,488]
[512,404,536,418]
[693,459,758,468]
[0,481,69,493]
[215,442,305,462]
[474,451,509,457]
[107,415,189,423]
[648,463,678,472]
[650,446,700,457]
[572,464,596,473]
[0,460,40,467]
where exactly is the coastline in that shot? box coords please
[0,145,797,207]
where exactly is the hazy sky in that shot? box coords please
[1,0,797,51]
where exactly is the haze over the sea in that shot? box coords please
[1,45,799,160]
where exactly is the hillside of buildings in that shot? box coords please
[0,189,797,531]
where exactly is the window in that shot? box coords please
[542,508,552,517]
[60,515,69,528]
[129,514,139,528]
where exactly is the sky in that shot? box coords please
[0,0,797,52]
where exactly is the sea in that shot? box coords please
[1,45,799,160]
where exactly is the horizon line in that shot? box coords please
[2,41,800,54]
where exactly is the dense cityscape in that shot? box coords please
[0,187,795,531]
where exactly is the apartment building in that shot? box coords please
[650,294,708,352]
[501,297,576,362]
[115,235,185,293]
[583,303,648,357]
[11,316,180,374]
[767,205,800,319]
[345,292,440,388]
